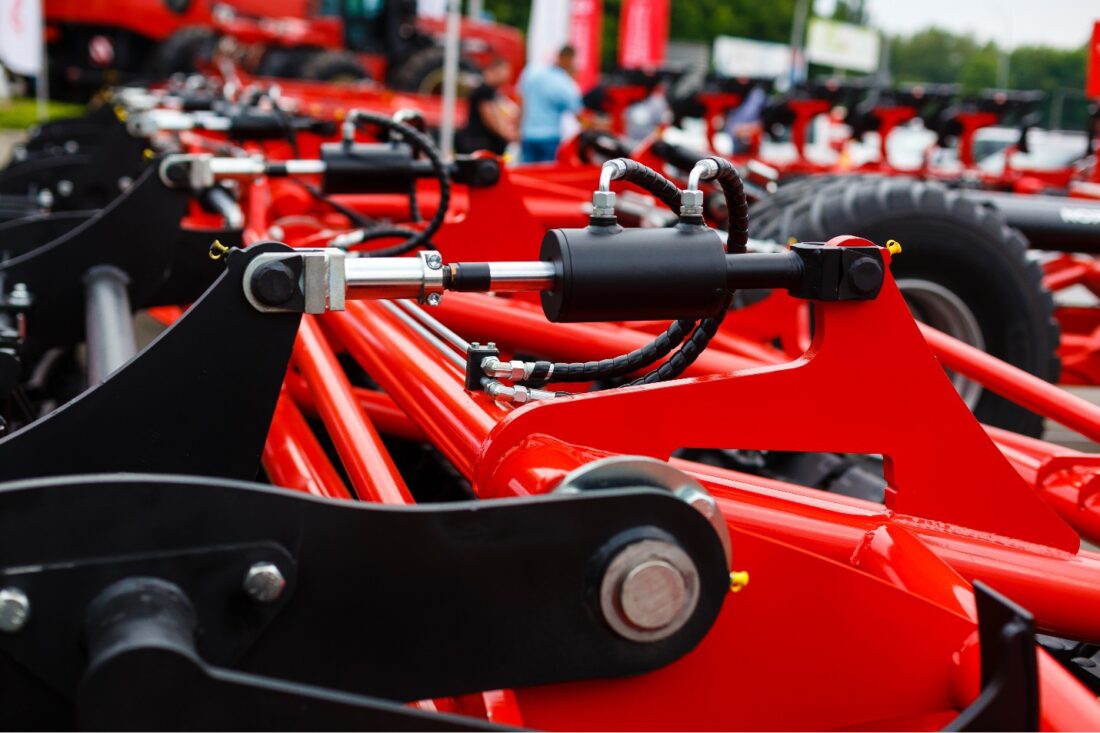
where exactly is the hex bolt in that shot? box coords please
[426,292,443,306]
[243,562,285,603]
[599,539,699,643]
[425,252,443,270]
[619,559,688,630]
[8,283,31,308]
[848,256,884,295]
[251,261,298,307]
[0,587,30,632]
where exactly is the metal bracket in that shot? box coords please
[0,242,302,482]
[0,473,729,728]
[243,248,347,314]
[945,581,1039,731]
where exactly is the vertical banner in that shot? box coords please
[569,0,602,91]
[527,0,572,68]
[1088,21,1100,99]
[0,0,44,76]
[618,0,669,71]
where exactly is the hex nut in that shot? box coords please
[243,562,286,603]
[592,190,616,209]
[599,539,699,643]
[0,587,30,632]
[680,189,704,209]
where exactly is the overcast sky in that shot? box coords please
[816,0,1097,49]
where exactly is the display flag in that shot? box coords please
[527,0,572,67]
[0,0,44,75]
[569,0,602,91]
[618,0,669,71]
[1087,21,1100,99]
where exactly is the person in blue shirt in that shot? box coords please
[517,46,583,163]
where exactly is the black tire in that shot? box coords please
[388,46,481,96]
[153,26,217,76]
[257,47,314,79]
[749,176,1060,436]
[301,51,370,82]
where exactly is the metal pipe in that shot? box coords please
[83,265,136,384]
[439,0,461,159]
[282,160,326,175]
[378,301,466,368]
[485,261,557,292]
[292,316,413,504]
[201,186,245,230]
[395,300,470,353]
[345,258,439,300]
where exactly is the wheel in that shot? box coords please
[301,51,370,83]
[749,176,1060,436]
[388,46,481,96]
[257,48,314,79]
[153,26,217,76]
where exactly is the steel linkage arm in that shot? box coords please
[0,473,729,729]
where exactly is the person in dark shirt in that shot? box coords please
[457,57,518,156]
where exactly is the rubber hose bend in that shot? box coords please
[348,110,450,256]
[704,156,749,253]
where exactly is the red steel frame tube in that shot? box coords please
[292,315,413,504]
[921,323,1100,444]
[286,372,427,441]
[264,390,352,500]
[324,301,503,480]
[324,301,1100,639]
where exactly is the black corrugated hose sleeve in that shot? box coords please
[707,156,749,254]
[630,295,734,386]
[612,157,684,213]
[522,318,694,386]
[518,160,694,387]
[348,111,450,256]
[352,227,435,257]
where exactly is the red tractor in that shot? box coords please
[45,0,524,95]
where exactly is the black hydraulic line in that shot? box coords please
[705,156,749,253]
[293,178,373,228]
[352,227,436,257]
[347,112,451,257]
[523,159,699,387]
[627,156,751,383]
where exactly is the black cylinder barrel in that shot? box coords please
[539,225,728,323]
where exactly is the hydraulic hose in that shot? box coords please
[626,156,751,383]
[691,156,749,253]
[346,110,451,256]
[522,159,703,387]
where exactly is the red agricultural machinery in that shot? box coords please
[45,0,523,95]
[7,74,1100,729]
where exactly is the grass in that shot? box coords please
[0,98,85,130]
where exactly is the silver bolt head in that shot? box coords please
[620,559,688,630]
[600,539,699,643]
[0,587,30,632]
[426,292,443,306]
[425,252,443,269]
[592,190,616,210]
[243,562,285,603]
[57,180,74,197]
[681,189,704,209]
